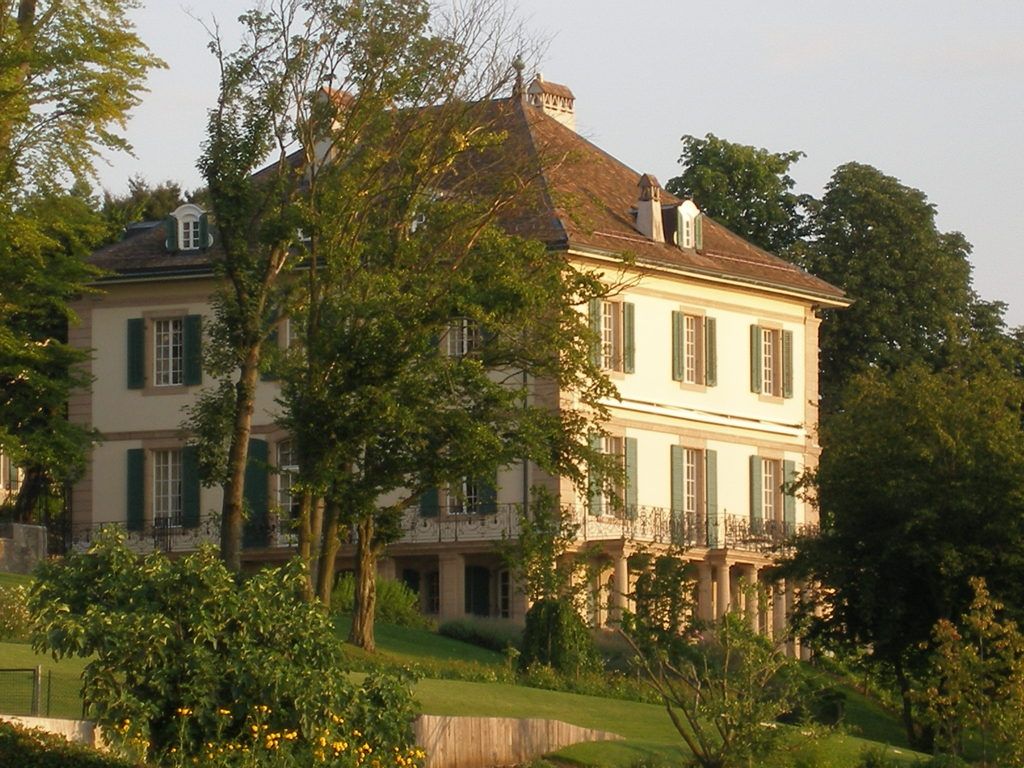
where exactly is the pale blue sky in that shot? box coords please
[97,1,1024,325]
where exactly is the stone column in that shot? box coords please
[772,580,787,646]
[740,565,759,633]
[785,579,798,658]
[377,555,397,581]
[696,561,714,622]
[715,561,731,618]
[438,552,465,621]
[609,555,629,624]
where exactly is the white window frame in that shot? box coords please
[762,458,781,522]
[153,318,184,387]
[683,314,701,384]
[761,327,781,396]
[600,300,622,371]
[599,435,625,513]
[180,215,201,250]
[448,476,481,515]
[447,318,480,359]
[684,447,702,516]
[276,440,300,520]
[153,449,183,526]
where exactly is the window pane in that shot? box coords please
[762,328,776,395]
[154,449,182,523]
[154,318,184,386]
[601,301,618,370]
[684,315,698,383]
[762,458,777,521]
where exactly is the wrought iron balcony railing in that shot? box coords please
[64,505,817,556]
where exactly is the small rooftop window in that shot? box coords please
[676,200,703,251]
[165,203,212,253]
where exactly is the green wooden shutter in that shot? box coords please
[783,459,797,533]
[243,438,269,547]
[624,437,638,518]
[164,216,178,251]
[750,325,762,393]
[705,449,718,547]
[420,488,439,517]
[127,318,145,389]
[199,213,210,249]
[694,213,703,250]
[183,315,202,386]
[671,311,685,381]
[782,329,794,399]
[478,474,497,515]
[588,434,603,516]
[670,445,684,545]
[588,298,602,367]
[182,446,200,528]
[704,316,717,387]
[126,448,145,532]
[623,302,635,373]
[749,455,763,532]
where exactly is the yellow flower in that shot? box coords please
[218,708,231,716]
[176,707,192,717]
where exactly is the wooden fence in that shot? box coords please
[414,714,622,768]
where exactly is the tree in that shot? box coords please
[917,577,1024,765]
[498,488,603,674]
[0,0,162,193]
[100,177,189,244]
[29,529,420,765]
[665,133,806,255]
[623,609,806,768]
[783,359,1024,748]
[0,0,162,522]
[800,162,976,406]
[0,187,105,523]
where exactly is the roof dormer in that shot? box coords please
[165,203,212,253]
[675,200,703,251]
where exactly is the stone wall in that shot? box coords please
[0,523,47,574]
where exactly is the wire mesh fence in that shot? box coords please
[0,667,84,719]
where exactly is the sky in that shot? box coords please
[97,1,1024,325]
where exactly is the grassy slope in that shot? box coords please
[0,608,922,766]
[0,571,34,589]
[0,641,87,719]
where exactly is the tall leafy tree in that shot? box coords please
[0,0,161,521]
[800,162,975,406]
[665,133,806,255]
[783,358,1024,748]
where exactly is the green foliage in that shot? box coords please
[0,582,30,640]
[625,610,811,768]
[331,574,433,630]
[784,360,1024,746]
[621,551,698,662]
[916,578,1024,766]
[520,598,602,677]
[0,188,105,521]
[497,487,600,606]
[665,132,806,254]
[0,720,136,768]
[29,528,406,763]
[100,177,187,243]
[437,616,522,653]
[800,162,976,407]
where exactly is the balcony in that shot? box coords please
[63,506,817,556]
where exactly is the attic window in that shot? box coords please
[165,203,211,253]
[676,200,703,251]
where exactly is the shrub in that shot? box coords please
[519,598,601,677]
[0,720,135,768]
[438,616,521,652]
[30,529,420,766]
[0,584,31,641]
[332,573,433,629]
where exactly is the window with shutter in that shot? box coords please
[750,325,793,398]
[593,300,635,373]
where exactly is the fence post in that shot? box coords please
[31,665,42,716]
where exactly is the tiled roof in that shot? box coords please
[529,77,574,99]
[89,94,844,303]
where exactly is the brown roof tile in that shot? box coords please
[89,94,844,303]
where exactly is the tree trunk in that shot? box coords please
[895,657,933,752]
[11,465,46,523]
[315,499,340,606]
[220,346,260,572]
[349,515,377,652]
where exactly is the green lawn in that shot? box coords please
[0,571,34,589]
[0,641,87,719]
[0,614,924,767]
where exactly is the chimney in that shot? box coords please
[635,174,665,243]
[526,74,576,132]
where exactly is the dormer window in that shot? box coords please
[165,203,211,253]
[676,200,702,250]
